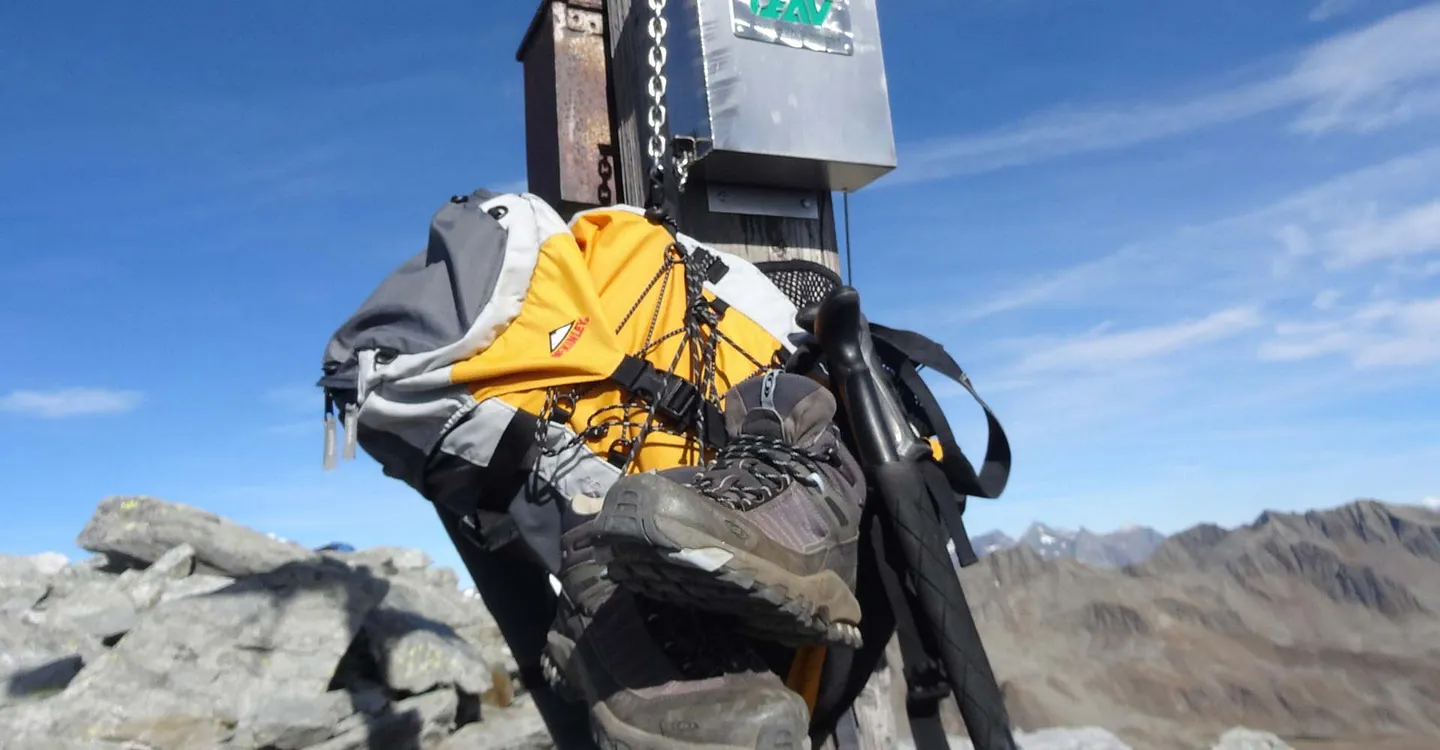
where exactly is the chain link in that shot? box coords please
[644,0,670,168]
[675,148,693,191]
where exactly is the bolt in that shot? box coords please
[801,197,815,209]
[717,190,729,202]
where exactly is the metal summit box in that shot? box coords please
[665,0,897,193]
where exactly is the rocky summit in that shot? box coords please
[1,494,1421,750]
[0,496,547,750]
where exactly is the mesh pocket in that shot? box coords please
[754,260,842,310]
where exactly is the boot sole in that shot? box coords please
[591,494,863,648]
[541,632,582,704]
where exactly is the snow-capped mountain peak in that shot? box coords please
[970,521,1166,567]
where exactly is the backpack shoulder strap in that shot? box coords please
[869,324,1012,501]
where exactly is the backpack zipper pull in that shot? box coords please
[323,389,339,471]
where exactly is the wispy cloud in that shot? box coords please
[930,144,1440,453]
[0,388,143,418]
[889,3,1440,182]
[1260,294,1440,367]
[1312,289,1343,310]
[956,144,1440,322]
[1310,0,1362,22]
[1323,198,1440,268]
[1423,496,1440,510]
[1013,306,1263,374]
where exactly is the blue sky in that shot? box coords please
[3,1,1438,578]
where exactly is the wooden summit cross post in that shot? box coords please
[516,0,901,745]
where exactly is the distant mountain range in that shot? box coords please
[970,523,1168,567]
[950,499,1440,750]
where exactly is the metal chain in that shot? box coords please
[675,148,694,191]
[644,0,670,170]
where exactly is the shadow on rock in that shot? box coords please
[0,496,554,750]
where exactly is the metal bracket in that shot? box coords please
[706,183,822,220]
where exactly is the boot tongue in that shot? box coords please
[738,408,787,441]
[724,371,837,447]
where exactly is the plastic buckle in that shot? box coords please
[653,377,701,425]
[624,366,700,428]
[460,511,520,553]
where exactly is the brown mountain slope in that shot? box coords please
[956,499,1440,750]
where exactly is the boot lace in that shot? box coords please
[690,433,839,512]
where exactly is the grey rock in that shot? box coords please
[1,554,67,616]
[16,560,386,746]
[28,580,138,641]
[1010,728,1133,750]
[1211,727,1294,750]
[425,566,459,592]
[120,544,197,611]
[375,575,483,631]
[69,553,144,576]
[76,496,318,578]
[230,688,385,750]
[155,574,235,605]
[0,553,70,583]
[910,727,1133,750]
[0,727,164,750]
[365,607,492,696]
[2,581,49,616]
[438,699,551,750]
[1,614,104,707]
[332,547,433,575]
[358,573,499,695]
[302,689,458,750]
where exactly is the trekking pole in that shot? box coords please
[811,286,1018,750]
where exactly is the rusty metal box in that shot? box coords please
[517,0,618,216]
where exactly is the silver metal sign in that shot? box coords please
[730,0,854,56]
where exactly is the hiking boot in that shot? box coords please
[591,370,866,647]
[541,522,811,750]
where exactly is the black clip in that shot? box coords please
[630,371,700,427]
[606,438,634,468]
[460,510,520,552]
[904,660,952,704]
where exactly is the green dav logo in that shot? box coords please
[749,0,834,27]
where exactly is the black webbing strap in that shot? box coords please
[921,458,980,568]
[689,245,730,285]
[877,507,957,750]
[420,407,541,525]
[807,504,953,750]
[870,324,1012,501]
[609,355,729,449]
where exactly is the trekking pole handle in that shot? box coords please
[810,288,930,467]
